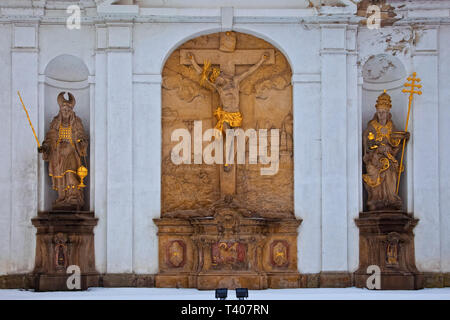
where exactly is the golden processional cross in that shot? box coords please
[396,72,422,194]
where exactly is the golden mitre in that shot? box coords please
[375,89,392,110]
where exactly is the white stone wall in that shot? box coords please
[0,23,12,274]
[438,25,450,273]
[0,0,449,277]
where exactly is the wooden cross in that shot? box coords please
[180,48,275,75]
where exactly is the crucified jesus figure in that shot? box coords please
[187,51,269,171]
[188,51,269,113]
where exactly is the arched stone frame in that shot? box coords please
[360,53,410,212]
[38,54,92,211]
[160,31,294,215]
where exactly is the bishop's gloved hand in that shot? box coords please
[38,144,49,153]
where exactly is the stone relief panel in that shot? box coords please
[211,241,247,270]
[166,240,186,268]
[270,240,290,268]
[161,32,293,217]
[53,232,68,272]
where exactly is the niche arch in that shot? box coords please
[361,53,410,211]
[42,54,91,210]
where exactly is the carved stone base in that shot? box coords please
[31,211,99,291]
[154,205,302,290]
[354,211,424,290]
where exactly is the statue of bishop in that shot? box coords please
[362,91,409,211]
[38,92,88,211]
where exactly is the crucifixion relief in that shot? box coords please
[180,31,275,197]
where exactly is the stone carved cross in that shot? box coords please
[179,32,275,197]
[180,48,275,77]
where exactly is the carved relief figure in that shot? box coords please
[187,47,269,169]
[211,242,246,269]
[188,51,268,114]
[161,32,293,215]
[386,233,400,266]
[53,233,68,271]
[362,91,409,211]
[280,112,293,158]
[38,92,88,210]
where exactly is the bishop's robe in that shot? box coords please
[42,112,88,209]
[362,117,403,211]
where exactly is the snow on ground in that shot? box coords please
[1,287,450,300]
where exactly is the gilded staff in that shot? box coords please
[396,73,422,194]
[17,91,41,148]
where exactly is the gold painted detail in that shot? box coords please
[77,165,88,189]
[200,60,220,87]
[364,118,406,188]
[397,72,422,194]
[49,169,77,179]
[272,242,288,267]
[214,107,243,134]
[370,120,392,142]
[49,167,88,190]
[363,174,382,188]
[52,184,78,191]
[57,125,74,146]
[375,89,392,110]
[387,243,398,265]
[168,241,184,268]
[362,153,402,188]
[17,91,41,148]
[367,120,402,149]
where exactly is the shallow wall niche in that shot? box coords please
[361,53,410,210]
[42,54,90,211]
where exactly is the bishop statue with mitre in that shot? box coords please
[38,92,88,211]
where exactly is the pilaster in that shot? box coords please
[105,23,134,273]
[412,25,441,272]
[320,24,348,271]
[293,73,322,273]
[11,23,39,272]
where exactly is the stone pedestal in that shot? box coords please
[31,211,99,291]
[154,206,302,290]
[354,211,424,290]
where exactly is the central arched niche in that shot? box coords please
[43,54,91,211]
[161,31,293,216]
[157,32,299,290]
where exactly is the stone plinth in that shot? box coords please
[154,207,302,290]
[354,211,424,290]
[31,211,99,291]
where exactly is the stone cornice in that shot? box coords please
[1,2,450,26]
